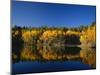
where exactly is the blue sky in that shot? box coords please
[11,1,96,27]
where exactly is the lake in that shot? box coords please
[12,45,96,74]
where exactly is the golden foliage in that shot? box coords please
[22,31,32,42]
[80,25,96,47]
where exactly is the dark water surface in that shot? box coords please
[12,61,93,74]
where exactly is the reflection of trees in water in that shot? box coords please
[12,42,96,69]
[13,44,81,62]
[20,44,43,61]
[12,44,44,63]
[37,45,81,60]
[80,48,96,68]
[12,45,23,63]
[20,45,37,60]
[65,34,81,45]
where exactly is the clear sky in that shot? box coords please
[11,1,96,27]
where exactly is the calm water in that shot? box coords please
[12,45,96,74]
[12,61,93,74]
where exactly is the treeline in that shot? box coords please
[12,22,96,32]
[12,22,96,47]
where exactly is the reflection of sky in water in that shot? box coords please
[12,61,92,74]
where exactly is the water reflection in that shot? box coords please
[80,48,96,68]
[37,45,81,60]
[12,44,96,68]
